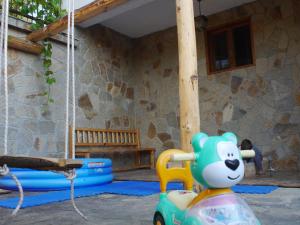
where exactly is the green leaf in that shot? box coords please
[13,0,63,106]
[46,77,56,85]
[31,23,41,31]
[43,59,52,68]
[45,70,54,76]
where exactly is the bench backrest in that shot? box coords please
[69,127,141,149]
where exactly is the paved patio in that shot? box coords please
[0,187,299,225]
[0,168,299,224]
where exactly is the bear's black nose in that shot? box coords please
[225,159,240,171]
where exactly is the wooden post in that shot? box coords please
[135,129,141,167]
[175,0,200,152]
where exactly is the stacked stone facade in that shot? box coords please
[3,25,135,158]
[131,0,300,170]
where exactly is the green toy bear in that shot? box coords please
[191,132,244,188]
[154,132,261,225]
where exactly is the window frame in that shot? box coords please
[204,18,255,75]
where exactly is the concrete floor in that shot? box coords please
[0,169,300,224]
[0,187,300,225]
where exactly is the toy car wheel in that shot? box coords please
[153,212,165,225]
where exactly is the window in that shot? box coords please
[205,19,254,74]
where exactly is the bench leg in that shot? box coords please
[76,152,91,158]
[135,151,141,168]
[150,151,155,169]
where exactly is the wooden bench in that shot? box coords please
[69,127,155,171]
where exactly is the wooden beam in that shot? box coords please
[8,35,43,55]
[175,0,200,152]
[6,16,79,47]
[27,0,128,42]
[0,155,82,171]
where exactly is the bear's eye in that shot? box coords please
[217,141,240,161]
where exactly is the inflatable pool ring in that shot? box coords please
[0,158,113,191]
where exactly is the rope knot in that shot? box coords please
[0,164,24,216]
[65,169,77,180]
[0,164,9,176]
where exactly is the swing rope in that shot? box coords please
[65,0,86,219]
[3,0,8,156]
[0,165,23,216]
[64,0,71,160]
[0,0,84,218]
[65,0,76,160]
[0,0,85,219]
[63,169,87,220]
[0,0,6,97]
[71,0,76,160]
[0,0,24,216]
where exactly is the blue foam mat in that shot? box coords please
[0,181,278,209]
[232,184,278,194]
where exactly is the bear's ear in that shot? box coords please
[222,132,237,145]
[192,133,208,153]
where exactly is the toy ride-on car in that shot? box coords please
[153,132,261,225]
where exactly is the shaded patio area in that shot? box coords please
[0,0,299,224]
[0,186,299,225]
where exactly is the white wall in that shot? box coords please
[62,0,94,10]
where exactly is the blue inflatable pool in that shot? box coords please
[0,158,114,191]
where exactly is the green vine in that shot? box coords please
[11,0,66,107]
[42,40,55,104]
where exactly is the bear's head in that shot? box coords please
[191,132,244,188]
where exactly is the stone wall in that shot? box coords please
[131,0,300,170]
[131,28,181,154]
[1,24,135,159]
[1,0,299,171]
